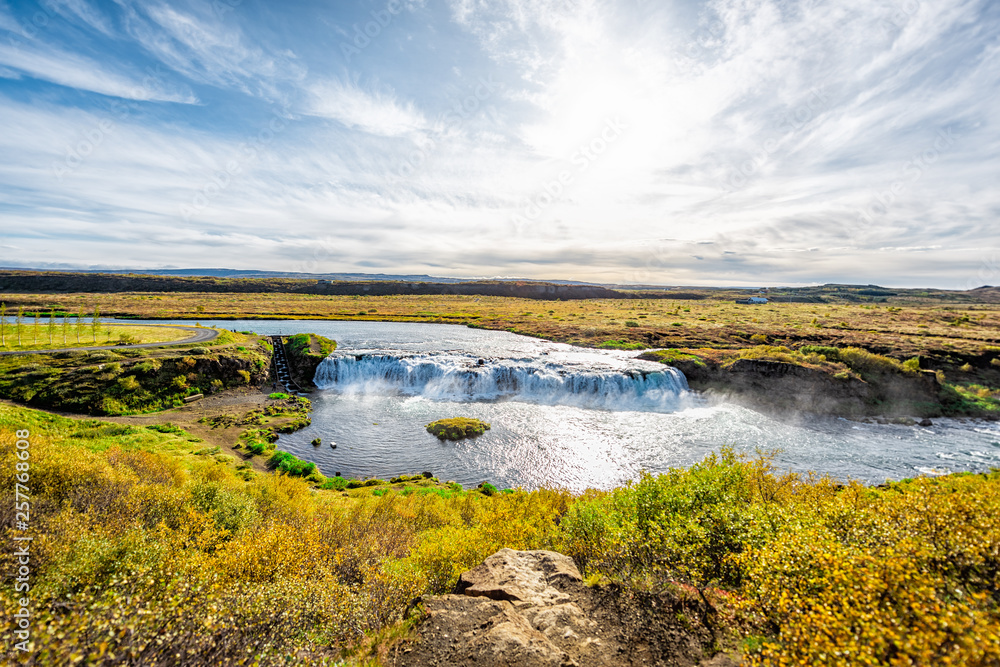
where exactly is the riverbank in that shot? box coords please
[640,345,1000,420]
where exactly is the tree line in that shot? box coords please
[0,303,104,348]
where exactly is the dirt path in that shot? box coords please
[102,386,277,471]
[6,385,282,473]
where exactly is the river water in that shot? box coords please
[139,319,1000,490]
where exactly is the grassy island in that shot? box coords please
[426,417,491,440]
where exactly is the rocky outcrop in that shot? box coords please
[662,357,942,419]
[282,333,336,390]
[394,549,736,667]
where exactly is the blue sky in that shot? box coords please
[0,0,997,287]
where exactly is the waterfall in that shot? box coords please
[313,352,689,411]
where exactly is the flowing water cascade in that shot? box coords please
[314,352,690,411]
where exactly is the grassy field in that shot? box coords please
[0,330,270,415]
[3,291,1000,352]
[2,402,998,665]
[3,290,1000,369]
[0,322,192,351]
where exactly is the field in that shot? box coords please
[4,291,1000,349]
[0,322,193,351]
[0,330,270,415]
[4,288,1000,373]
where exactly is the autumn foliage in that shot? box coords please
[1,406,998,665]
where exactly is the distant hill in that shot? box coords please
[0,269,995,304]
[0,267,603,287]
[0,270,627,301]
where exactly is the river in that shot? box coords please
[138,319,1000,490]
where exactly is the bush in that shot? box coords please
[246,442,272,456]
[267,450,320,480]
[625,320,640,327]
[145,423,186,435]
[320,476,349,491]
[115,375,141,392]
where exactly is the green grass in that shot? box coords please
[267,450,323,481]
[639,349,707,367]
[285,333,336,358]
[0,333,269,415]
[0,323,192,351]
[426,417,491,440]
[597,339,647,350]
[939,383,1000,415]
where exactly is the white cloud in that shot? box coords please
[120,1,305,100]
[0,41,197,102]
[306,80,427,137]
[50,0,115,36]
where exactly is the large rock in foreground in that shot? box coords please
[393,548,737,667]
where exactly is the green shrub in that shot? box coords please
[246,442,271,456]
[266,450,320,479]
[320,476,349,491]
[146,423,186,435]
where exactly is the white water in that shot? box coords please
[314,352,689,411]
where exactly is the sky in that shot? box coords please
[0,0,998,288]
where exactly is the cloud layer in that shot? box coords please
[0,0,997,287]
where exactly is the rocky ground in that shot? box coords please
[392,549,740,667]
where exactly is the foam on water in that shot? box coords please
[314,351,689,411]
